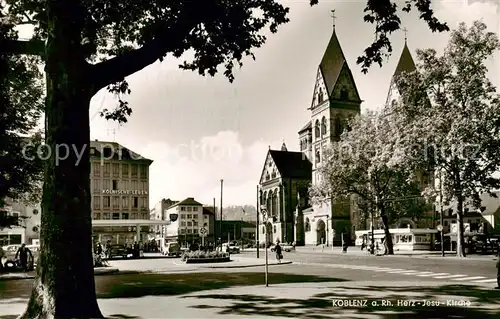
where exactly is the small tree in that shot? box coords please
[310,111,426,254]
[387,21,500,257]
[0,10,44,229]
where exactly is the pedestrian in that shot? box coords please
[96,242,103,256]
[275,240,283,263]
[342,233,348,253]
[15,244,33,272]
[133,241,140,258]
[0,245,5,272]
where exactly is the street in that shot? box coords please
[0,250,499,318]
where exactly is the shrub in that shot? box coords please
[181,250,229,261]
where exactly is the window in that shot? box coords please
[93,179,100,193]
[94,213,101,220]
[122,213,129,220]
[103,196,110,209]
[318,88,324,104]
[112,180,118,190]
[181,207,186,211]
[32,226,38,232]
[122,196,128,209]
[444,220,449,226]
[113,163,120,176]
[121,180,128,190]
[187,229,192,234]
[271,170,276,179]
[131,213,138,219]
[103,179,110,190]
[103,163,110,177]
[315,150,320,164]
[340,86,348,100]
[141,181,147,191]
[262,226,265,234]
[180,214,186,219]
[192,207,198,212]
[273,225,277,233]
[204,215,208,219]
[193,221,198,226]
[187,214,192,219]
[321,117,327,135]
[141,197,147,208]
[113,196,120,208]
[141,213,148,219]
[140,165,147,179]
[93,162,101,176]
[305,218,311,232]
[131,164,138,177]
[32,209,39,215]
[133,197,138,208]
[93,196,101,209]
[187,221,192,226]
[180,229,185,234]
[314,120,320,139]
[181,221,186,226]
[112,213,120,220]
[102,213,110,220]
[334,117,341,137]
[122,164,129,177]
[131,180,138,190]
[187,207,192,212]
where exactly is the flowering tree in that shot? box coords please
[310,111,427,255]
[387,21,500,257]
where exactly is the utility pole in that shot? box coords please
[220,179,223,250]
[439,170,445,257]
[213,197,216,246]
[256,185,260,258]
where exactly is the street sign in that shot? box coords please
[199,227,207,237]
[437,225,443,232]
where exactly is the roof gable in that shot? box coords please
[171,197,203,207]
[331,62,361,103]
[259,151,282,184]
[90,140,153,163]
[393,43,416,78]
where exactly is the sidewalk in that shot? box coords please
[2,280,499,318]
[0,266,119,281]
[292,246,499,261]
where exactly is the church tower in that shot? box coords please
[385,30,417,106]
[298,11,362,246]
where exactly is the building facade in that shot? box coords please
[0,200,41,246]
[163,198,208,246]
[150,198,179,238]
[90,140,153,245]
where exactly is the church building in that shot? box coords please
[258,15,420,246]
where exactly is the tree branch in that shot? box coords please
[0,39,45,57]
[90,7,201,93]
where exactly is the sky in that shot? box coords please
[19,0,500,207]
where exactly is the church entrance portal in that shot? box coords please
[316,219,326,245]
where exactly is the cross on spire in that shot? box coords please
[331,9,336,28]
[402,27,408,43]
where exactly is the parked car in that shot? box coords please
[107,245,129,259]
[221,243,240,254]
[162,242,181,257]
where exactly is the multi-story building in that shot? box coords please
[90,140,153,245]
[150,198,179,238]
[0,199,41,246]
[163,197,212,246]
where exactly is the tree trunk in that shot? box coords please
[456,194,466,258]
[380,206,394,255]
[18,2,103,318]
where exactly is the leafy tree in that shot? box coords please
[0,8,44,230]
[386,21,500,257]
[309,111,427,255]
[0,0,450,317]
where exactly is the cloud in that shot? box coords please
[136,131,283,206]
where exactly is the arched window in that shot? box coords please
[318,88,324,104]
[266,195,271,213]
[340,86,348,100]
[314,120,320,139]
[273,225,277,233]
[315,150,320,164]
[305,218,311,232]
[272,189,278,218]
[321,117,327,135]
[271,170,276,179]
[262,226,265,234]
[334,116,342,137]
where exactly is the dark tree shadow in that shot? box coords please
[96,272,345,299]
[183,283,500,318]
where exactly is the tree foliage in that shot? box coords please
[2,0,450,122]
[0,5,44,229]
[386,20,500,257]
[309,111,428,254]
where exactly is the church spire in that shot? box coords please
[393,29,416,78]
[281,140,287,152]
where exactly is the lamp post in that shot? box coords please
[439,169,445,257]
[220,179,223,250]
[257,185,261,258]
[261,205,269,287]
